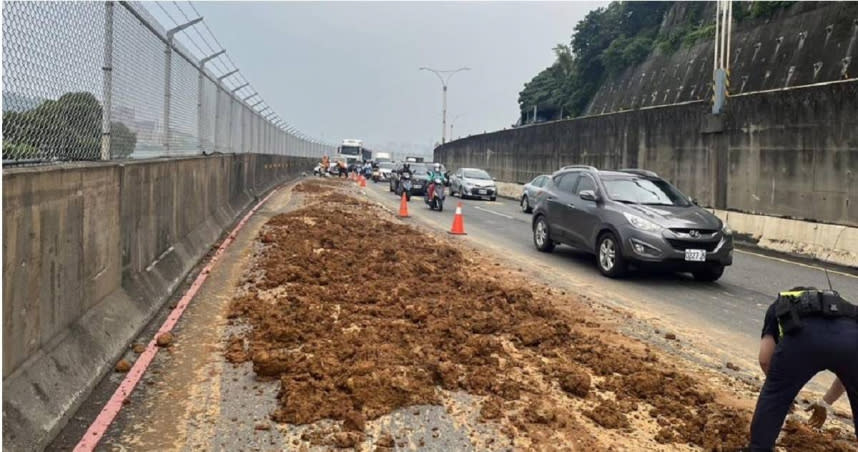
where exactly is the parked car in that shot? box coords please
[520,174,550,213]
[531,166,733,281]
[450,168,497,201]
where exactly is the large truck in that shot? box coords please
[337,139,365,165]
[375,152,392,163]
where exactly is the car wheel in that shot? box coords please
[692,265,725,282]
[533,216,555,253]
[490,196,496,202]
[597,232,627,278]
[521,195,532,213]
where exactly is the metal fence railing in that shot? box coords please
[2,1,334,165]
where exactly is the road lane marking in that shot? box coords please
[472,205,514,219]
[735,249,857,279]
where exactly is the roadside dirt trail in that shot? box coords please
[225,179,856,451]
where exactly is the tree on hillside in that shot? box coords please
[3,91,137,161]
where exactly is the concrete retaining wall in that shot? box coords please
[436,80,858,229]
[586,2,858,115]
[2,154,314,450]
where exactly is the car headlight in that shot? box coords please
[623,212,662,232]
[722,222,733,235]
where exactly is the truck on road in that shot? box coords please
[337,139,366,165]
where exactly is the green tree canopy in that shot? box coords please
[3,91,136,162]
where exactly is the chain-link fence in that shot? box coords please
[2,1,334,165]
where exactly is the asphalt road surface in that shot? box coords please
[364,181,858,395]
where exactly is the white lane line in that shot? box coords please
[735,249,858,279]
[472,205,514,219]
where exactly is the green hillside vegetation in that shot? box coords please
[517,1,796,124]
[3,91,136,162]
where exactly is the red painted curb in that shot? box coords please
[73,185,283,451]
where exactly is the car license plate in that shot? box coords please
[478,189,487,194]
[685,249,706,262]
[414,185,422,189]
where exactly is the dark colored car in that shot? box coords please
[520,174,550,213]
[390,162,429,195]
[531,166,733,281]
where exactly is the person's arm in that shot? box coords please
[758,335,776,376]
[823,378,846,405]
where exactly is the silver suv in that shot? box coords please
[531,166,733,281]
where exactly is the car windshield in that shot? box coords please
[602,178,691,207]
[464,170,491,180]
[378,162,394,169]
[410,164,428,174]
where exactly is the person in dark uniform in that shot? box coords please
[749,286,858,451]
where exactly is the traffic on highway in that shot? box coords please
[7,1,857,451]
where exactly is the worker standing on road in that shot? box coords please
[748,286,858,450]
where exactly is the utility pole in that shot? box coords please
[419,66,470,145]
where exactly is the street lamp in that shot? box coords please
[449,113,465,140]
[419,66,470,145]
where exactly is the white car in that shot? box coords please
[450,168,497,201]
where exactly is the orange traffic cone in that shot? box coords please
[359,175,367,188]
[398,192,410,218]
[448,202,466,235]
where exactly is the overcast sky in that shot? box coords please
[158,1,605,155]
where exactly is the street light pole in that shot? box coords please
[450,113,465,141]
[419,66,470,145]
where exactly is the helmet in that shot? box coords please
[433,163,441,171]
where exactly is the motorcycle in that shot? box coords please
[424,177,445,212]
[399,173,413,201]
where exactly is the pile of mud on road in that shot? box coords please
[226,179,856,450]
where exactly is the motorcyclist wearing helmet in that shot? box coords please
[426,163,447,200]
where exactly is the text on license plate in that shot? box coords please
[684,249,706,262]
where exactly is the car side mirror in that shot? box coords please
[689,197,699,206]
[492,178,497,181]
[579,190,598,202]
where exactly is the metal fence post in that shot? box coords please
[100,1,115,160]
[164,18,201,155]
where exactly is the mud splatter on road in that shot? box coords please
[226,179,855,450]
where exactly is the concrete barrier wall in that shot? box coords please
[2,154,314,450]
[436,80,858,228]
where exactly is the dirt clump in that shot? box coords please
[131,343,146,353]
[332,431,363,448]
[778,419,857,452]
[557,366,591,398]
[115,359,131,373]
[224,334,249,364]
[584,399,630,429]
[155,332,173,347]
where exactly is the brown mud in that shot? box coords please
[226,179,856,450]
